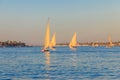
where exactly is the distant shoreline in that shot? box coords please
[0,40,120,47]
[56,41,120,46]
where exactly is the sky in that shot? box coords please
[0,0,120,45]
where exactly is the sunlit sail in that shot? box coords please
[41,19,50,52]
[69,32,77,49]
[49,33,56,49]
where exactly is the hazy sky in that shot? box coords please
[0,0,120,45]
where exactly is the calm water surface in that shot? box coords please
[0,46,120,80]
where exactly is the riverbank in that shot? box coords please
[0,41,27,47]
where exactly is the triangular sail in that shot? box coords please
[49,33,56,48]
[69,32,77,48]
[92,43,95,47]
[44,20,50,49]
[92,42,98,47]
[108,35,113,47]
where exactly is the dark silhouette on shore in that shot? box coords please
[0,41,26,47]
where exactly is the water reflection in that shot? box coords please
[45,52,51,66]
[71,53,77,67]
[70,48,77,51]
[44,52,51,80]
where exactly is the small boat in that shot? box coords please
[69,32,77,49]
[92,43,96,47]
[41,19,50,52]
[106,35,114,48]
[92,42,98,47]
[49,33,56,50]
[41,49,49,52]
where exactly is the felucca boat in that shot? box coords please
[49,33,56,50]
[69,32,77,49]
[41,20,50,52]
[92,42,98,47]
[106,35,114,48]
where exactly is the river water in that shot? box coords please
[0,46,120,80]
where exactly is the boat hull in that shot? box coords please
[41,49,49,52]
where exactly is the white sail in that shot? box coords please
[92,43,95,47]
[106,35,114,48]
[92,42,98,47]
[69,32,77,48]
[108,35,113,47]
[49,33,56,48]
